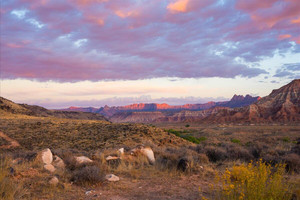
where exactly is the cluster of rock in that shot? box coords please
[38,146,156,185]
[38,148,95,185]
[105,145,156,165]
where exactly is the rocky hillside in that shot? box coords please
[0,97,108,121]
[201,79,300,124]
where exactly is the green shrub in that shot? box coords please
[167,129,181,137]
[231,138,240,144]
[185,124,190,128]
[183,135,200,144]
[282,137,290,143]
[167,129,206,144]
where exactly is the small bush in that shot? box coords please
[230,138,240,144]
[182,135,200,144]
[227,146,253,162]
[282,153,300,173]
[167,129,206,144]
[291,144,300,155]
[71,165,102,185]
[214,160,294,200]
[282,137,290,143]
[167,129,181,137]
[250,144,263,159]
[205,147,227,162]
[185,124,190,128]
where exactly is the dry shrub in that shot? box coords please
[282,153,300,173]
[291,144,300,155]
[12,151,37,162]
[71,165,102,185]
[226,145,253,162]
[155,151,179,171]
[205,146,227,162]
[197,153,209,164]
[0,157,26,200]
[262,153,281,166]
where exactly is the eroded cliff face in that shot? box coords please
[200,79,300,124]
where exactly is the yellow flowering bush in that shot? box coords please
[214,160,293,200]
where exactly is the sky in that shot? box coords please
[1,0,300,108]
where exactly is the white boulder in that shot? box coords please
[131,146,155,164]
[105,174,120,182]
[75,156,93,164]
[41,148,53,165]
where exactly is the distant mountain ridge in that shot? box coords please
[61,94,260,117]
[109,80,300,124]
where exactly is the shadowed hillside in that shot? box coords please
[0,97,108,121]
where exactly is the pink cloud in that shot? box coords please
[278,34,291,40]
[235,0,300,43]
[167,0,189,13]
[1,0,298,82]
[6,43,23,48]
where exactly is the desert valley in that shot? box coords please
[1,80,300,199]
[2,0,300,199]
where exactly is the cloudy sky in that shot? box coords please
[1,0,300,108]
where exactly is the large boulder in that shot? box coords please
[75,156,93,164]
[105,174,120,182]
[131,145,155,164]
[40,148,53,165]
